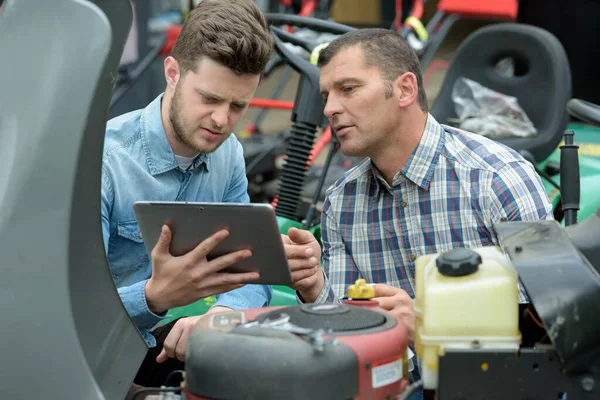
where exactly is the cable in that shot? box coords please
[165,369,185,387]
[526,307,545,329]
[534,165,561,190]
[399,380,424,400]
[132,386,181,400]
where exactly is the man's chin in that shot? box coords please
[339,142,364,158]
[191,139,224,154]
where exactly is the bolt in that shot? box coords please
[515,246,523,253]
[581,376,595,392]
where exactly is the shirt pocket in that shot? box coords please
[107,220,149,283]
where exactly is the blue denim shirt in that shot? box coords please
[101,93,272,346]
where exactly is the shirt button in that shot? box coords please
[138,231,143,239]
[411,254,417,261]
[401,201,408,208]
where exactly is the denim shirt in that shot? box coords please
[101,93,272,346]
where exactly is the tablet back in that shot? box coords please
[134,201,293,285]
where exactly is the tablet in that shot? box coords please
[133,201,293,285]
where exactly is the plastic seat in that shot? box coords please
[430,23,572,162]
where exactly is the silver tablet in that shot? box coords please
[133,201,293,285]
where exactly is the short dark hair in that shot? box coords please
[318,29,428,112]
[171,0,274,75]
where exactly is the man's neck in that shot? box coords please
[371,109,428,185]
[160,93,198,158]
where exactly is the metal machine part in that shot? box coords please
[496,219,600,375]
[415,217,600,400]
[0,0,146,399]
[183,300,409,400]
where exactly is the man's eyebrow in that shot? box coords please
[196,89,224,101]
[197,89,249,107]
[232,100,249,108]
[332,78,363,87]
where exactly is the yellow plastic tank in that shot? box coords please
[413,246,521,391]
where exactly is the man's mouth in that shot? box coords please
[200,127,223,139]
[334,125,353,135]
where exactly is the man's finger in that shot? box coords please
[284,243,314,259]
[187,229,230,262]
[287,228,316,245]
[280,234,291,245]
[204,249,253,273]
[372,296,396,311]
[156,348,168,363]
[373,283,403,298]
[151,225,172,258]
[287,257,319,272]
[291,266,319,283]
[161,322,184,360]
[175,325,194,362]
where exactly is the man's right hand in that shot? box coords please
[144,225,259,315]
[282,228,324,303]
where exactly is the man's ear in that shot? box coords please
[394,72,419,109]
[164,56,180,90]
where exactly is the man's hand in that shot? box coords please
[372,284,415,343]
[281,228,324,303]
[156,306,232,363]
[145,225,260,315]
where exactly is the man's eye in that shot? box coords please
[342,86,355,94]
[203,96,218,103]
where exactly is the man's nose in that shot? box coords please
[323,94,342,119]
[211,105,229,129]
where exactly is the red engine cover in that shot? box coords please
[183,299,409,400]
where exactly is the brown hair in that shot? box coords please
[171,0,274,75]
[318,29,428,112]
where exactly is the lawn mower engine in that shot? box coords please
[182,282,410,400]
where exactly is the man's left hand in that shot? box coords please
[156,306,232,363]
[372,284,415,343]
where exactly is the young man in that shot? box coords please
[283,29,553,343]
[101,0,274,386]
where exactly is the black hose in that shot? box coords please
[303,132,339,230]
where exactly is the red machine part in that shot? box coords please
[182,300,410,400]
[437,0,518,21]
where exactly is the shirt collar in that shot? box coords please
[369,113,445,194]
[140,93,210,176]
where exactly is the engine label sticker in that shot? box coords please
[209,312,246,329]
[372,356,403,388]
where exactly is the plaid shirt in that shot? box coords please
[313,113,553,304]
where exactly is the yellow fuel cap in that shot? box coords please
[346,279,375,299]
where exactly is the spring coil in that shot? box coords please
[275,120,318,220]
